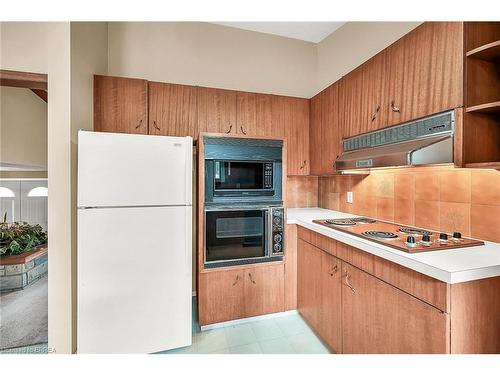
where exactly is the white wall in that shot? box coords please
[316,22,422,93]
[108,22,317,98]
[0,86,48,168]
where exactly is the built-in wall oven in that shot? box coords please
[204,206,284,268]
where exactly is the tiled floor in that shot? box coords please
[158,298,331,354]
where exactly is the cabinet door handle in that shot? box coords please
[328,265,338,276]
[371,105,381,122]
[240,126,247,135]
[225,124,233,134]
[344,272,355,293]
[153,120,160,131]
[391,100,401,113]
[248,273,256,284]
[232,275,240,286]
[135,119,143,129]
[299,160,307,169]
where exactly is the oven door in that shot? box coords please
[205,208,269,266]
[213,160,274,196]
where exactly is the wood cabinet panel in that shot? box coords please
[342,263,449,353]
[272,96,309,175]
[340,66,364,139]
[197,87,236,136]
[385,22,463,127]
[319,251,342,353]
[244,264,284,317]
[321,82,341,174]
[148,81,197,137]
[284,224,298,310]
[198,269,245,326]
[94,75,148,134]
[309,92,323,175]
[361,51,387,131]
[236,92,273,136]
[297,239,322,332]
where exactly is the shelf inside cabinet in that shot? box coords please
[465,101,500,114]
[466,40,500,61]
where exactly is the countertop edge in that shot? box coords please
[287,215,500,284]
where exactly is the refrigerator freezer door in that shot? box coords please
[78,131,192,208]
[77,206,192,353]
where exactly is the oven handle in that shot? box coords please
[264,208,270,257]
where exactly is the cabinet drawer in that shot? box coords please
[297,227,336,256]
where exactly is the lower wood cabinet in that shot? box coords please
[198,264,284,326]
[320,251,342,353]
[341,263,449,354]
[297,240,322,331]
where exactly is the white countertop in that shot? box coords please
[287,207,500,284]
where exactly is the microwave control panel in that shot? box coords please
[271,207,284,256]
[264,163,274,189]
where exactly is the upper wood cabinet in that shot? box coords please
[148,81,197,138]
[236,92,273,136]
[94,75,148,134]
[272,96,310,175]
[361,51,388,131]
[384,22,463,127]
[340,65,364,140]
[197,87,237,136]
[341,263,449,354]
[309,92,323,176]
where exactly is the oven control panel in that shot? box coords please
[271,207,284,256]
[264,163,274,189]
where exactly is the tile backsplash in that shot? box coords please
[318,166,500,243]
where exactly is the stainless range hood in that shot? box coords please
[335,111,454,172]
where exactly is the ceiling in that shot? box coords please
[211,22,345,43]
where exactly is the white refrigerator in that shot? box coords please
[77,131,192,354]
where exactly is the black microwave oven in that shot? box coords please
[204,137,283,204]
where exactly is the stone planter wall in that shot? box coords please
[0,246,48,292]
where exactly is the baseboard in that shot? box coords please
[200,309,298,331]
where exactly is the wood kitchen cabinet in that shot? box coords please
[341,263,449,354]
[272,96,310,175]
[297,239,322,332]
[361,51,388,131]
[319,250,342,353]
[148,81,197,138]
[243,264,284,318]
[236,92,273,137]
[309,92,323,176]
[340,65,364,139]
[197,86,237,136]
[94,75,148,134]
[384,22,463,127]
[198,264,284,326]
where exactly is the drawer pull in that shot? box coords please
[135,119,143,129]
[300,160,307,169]
[248,273,256,284]
[153,120,160,131]
[391,100,401,113]
[371,105,381,122]
[344,272,355,293]
[225,125,233,134]
[232,275,240,286]
[240,126,247,135]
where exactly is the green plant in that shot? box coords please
[0,213,48,256]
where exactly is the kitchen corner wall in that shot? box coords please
[286,176,319,208]
[318,166,500,243]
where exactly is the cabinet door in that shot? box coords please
[321,82,341,174]
[297,239,322,332]
[198,269,245,326]
[272,96,309,175]
[94,75,148,134]
[244,264,284,317]
[341,263,449,353]
[197,87,236,136]
[340,66,364,139]
[309,92,323,175]
[236,92,273,136]
[319,251,342,353]
[148,82,197,137]
[385,22,463,126]
[361,51,388,131]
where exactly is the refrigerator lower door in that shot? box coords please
[77,206,192,353]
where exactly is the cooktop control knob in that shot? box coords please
[274,234,282,243]
[274,243,282,253]
[439,233,448,241]
[453,232,462,240]
[422,234,431,242]
[406,236,416,244]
